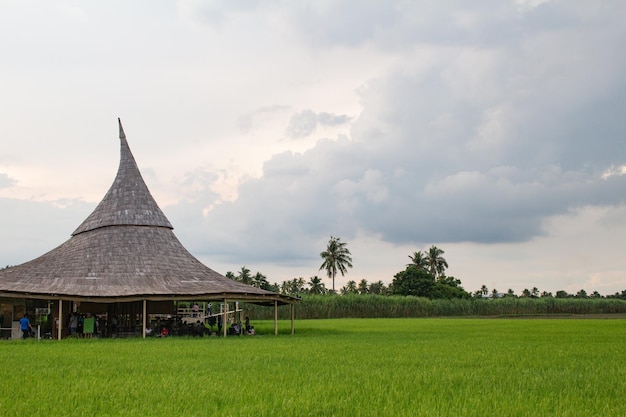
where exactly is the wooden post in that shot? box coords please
[223,298,228,337]
[274,300,278,336]
[57,298,63,341]
[290,303,295,335]
[142,299,147,339]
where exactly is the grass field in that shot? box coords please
[2,318,625,416]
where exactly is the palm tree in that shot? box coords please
[252,272,269,289]
[319,236,353,293]
[425,246,448,278]
[358,279,369,294]
[237,266,252,285]
[369,280,386,295]
[481,285,489,297]
[407,251,428,271]
[341,280,358,295]
[308,276,326,294]
[282,278,304,295]
[290,277,306,294]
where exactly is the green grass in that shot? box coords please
[2,318,625,416]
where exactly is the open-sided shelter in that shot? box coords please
[0,120,298,339]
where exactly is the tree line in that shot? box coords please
[226,236,626,301]
[474,285,626,300]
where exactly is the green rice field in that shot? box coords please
[2,318,625,417]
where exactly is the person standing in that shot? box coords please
[69,313,78,337]
[19,313,32,339]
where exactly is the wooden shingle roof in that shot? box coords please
[73,120,172,235]
[0,120,297,305]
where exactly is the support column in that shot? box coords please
[222,298,228,337]
[290,303,295,335]
[57,298,63,341]
[142,299,147,339]
[274,300,278,336]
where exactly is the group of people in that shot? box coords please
[146,314,256,337]
[147,317,208,337]
[67,312,102,338]
[17,311,112,339]
[17,309,257,340]
[228,316,255,336]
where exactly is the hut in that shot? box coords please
[0,120,298,339]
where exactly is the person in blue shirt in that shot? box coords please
[19,313,32,339]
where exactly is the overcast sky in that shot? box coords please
[1,0,625,296]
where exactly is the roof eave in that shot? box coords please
[0,290,300,305]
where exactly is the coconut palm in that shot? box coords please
[341,280,358,295]
[358,279,369,294]
[369,280,386,295]
[481,285,489,296]
[407,251,428,271]
[293,277,307,294]
[252,272,269,289]
[319,236,353,293]
[281,277,306,295]
[237,266,252,285]
[425,245,448,278]
[308,276,326,294]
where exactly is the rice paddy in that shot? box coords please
[1,318,625,416]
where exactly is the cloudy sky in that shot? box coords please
[1,0,625,296]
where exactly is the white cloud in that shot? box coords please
[602,165,626,180]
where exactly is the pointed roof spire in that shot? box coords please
[118,117,126,140]
[72,120,173,235]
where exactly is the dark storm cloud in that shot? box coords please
[288,1,622,51]
[186,1,626,264]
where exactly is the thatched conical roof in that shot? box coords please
[72,120,172,235]
[0,120,296,305]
